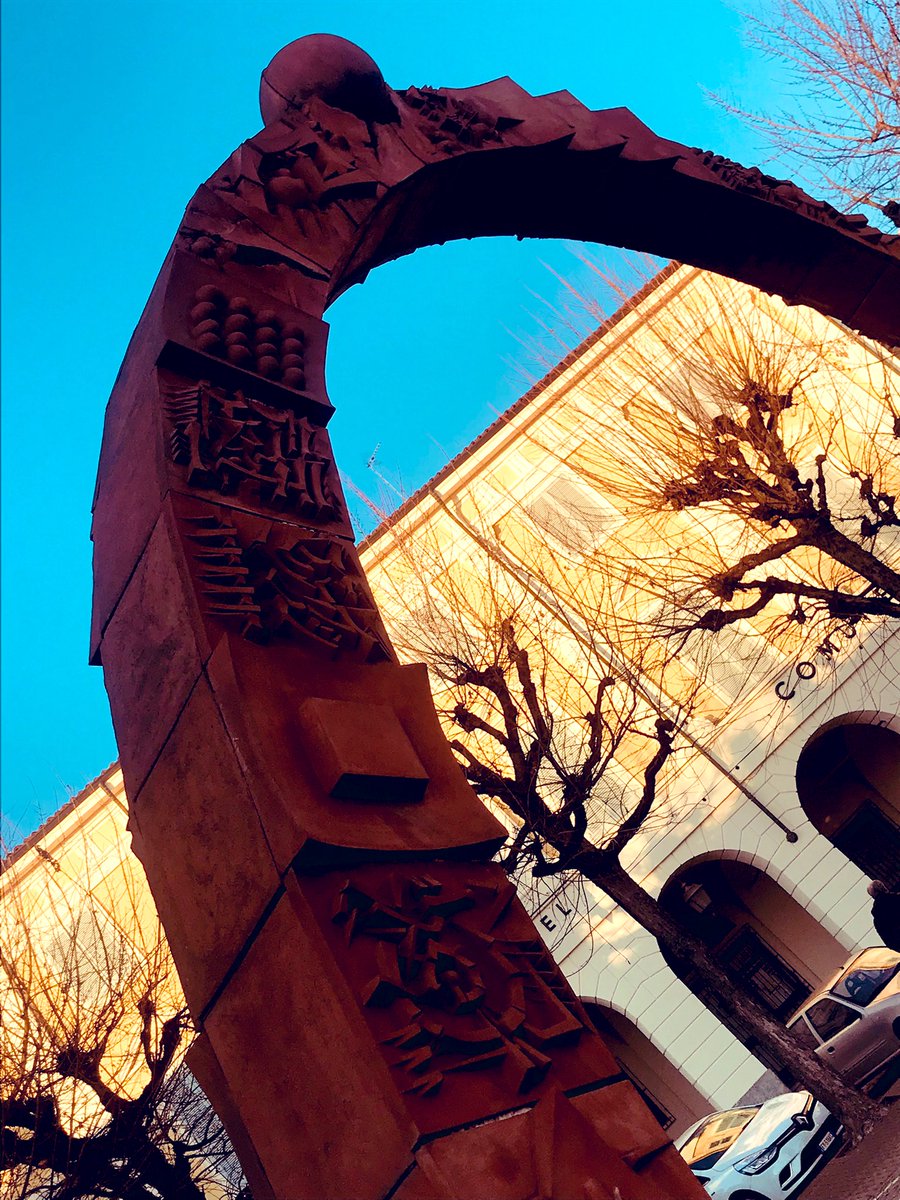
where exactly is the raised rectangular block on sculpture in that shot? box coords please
[299,696,430,802]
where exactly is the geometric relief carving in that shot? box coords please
[260,536,391,661]
[402,87,522,153]
[692,149,894,246]
[208,109,387,285]
[332,873,586,1097]
[184,514,262,633]
[188,285,307,388]
[164,377,339,520]
[257,123,380,219]
[184,512,390,661]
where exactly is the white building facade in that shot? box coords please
[6,264,898,1145]
[360,264,900,1133]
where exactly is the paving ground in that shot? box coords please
[801,1101,900,1200]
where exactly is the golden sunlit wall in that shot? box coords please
[4,267,898,1135]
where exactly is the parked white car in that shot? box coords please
[676,1091,843,1199]
[786,946,900,1095]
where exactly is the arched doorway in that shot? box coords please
[796,722,900,888]
[582,1002,711,1138]
[658,856,847,1077]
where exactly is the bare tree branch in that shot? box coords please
[1,836,249,1200]
[719,0,900,224]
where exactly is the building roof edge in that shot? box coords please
[1,760,123,873]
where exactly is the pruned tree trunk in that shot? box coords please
[569,849,886,1143]
[3,1110,211,1200]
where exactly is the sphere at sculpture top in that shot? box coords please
[260,34,397,126]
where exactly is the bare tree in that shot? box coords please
[0,836,248,1200]
[560,266,900,657]
[723,0,900,226]
[365,506,887,1142]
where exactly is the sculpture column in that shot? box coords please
[91,256,699,1200]
[92,32,897,1200]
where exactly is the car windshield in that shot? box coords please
[831,949,900,1006]
[677,1107,760,1171]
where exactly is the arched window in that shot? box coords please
[796,723,900,888]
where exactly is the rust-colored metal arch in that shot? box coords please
[91,35,897,1200]
[326,94,898,339]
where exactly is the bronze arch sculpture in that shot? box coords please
[91,35,899,1200]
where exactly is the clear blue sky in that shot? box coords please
[1,0,786,843]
